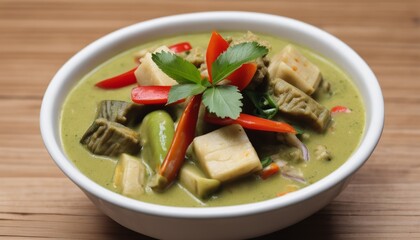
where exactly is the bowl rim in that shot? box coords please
[40,11,384,219]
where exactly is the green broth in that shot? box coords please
[60,32,365,207]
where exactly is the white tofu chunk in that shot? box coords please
[192,124,262,182]
[134,46,178,86]
[113,154,147,197]
[179,163,220,198]
[268,45,321,95]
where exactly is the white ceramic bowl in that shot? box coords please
[40,11,384,239]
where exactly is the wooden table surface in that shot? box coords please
[1,0,420,239]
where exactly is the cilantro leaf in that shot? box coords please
[167,84,207,105]
[211,42,268,84]
[152,51,202,84]
[202,85,243,119]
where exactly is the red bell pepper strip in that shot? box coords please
[95,67,137,89]
[206,31,257,90]
[226,63,257,90]
[204,112,296,134]
[131,86,185,105]
[206,31,230,82]
[331,105,351,113]
[259,162,280,180]
[169,42,192,53]
[159,94,202,185]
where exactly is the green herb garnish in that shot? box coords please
[151,52,202,84]
[260,156,273,168]
[152,42,268,119]
[244,90,278,119]
[202,85,243,119]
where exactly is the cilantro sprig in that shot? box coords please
[152,42,268,119]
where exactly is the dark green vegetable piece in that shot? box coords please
[80,118,140,157]
[96,100,145,126]
[269,78,331,131]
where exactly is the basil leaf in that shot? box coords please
[211,42,268,84]
[244,90,278,119]
[152,51,202,84]
[167,84,207,105]
[202,85,243,119]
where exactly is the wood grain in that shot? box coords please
[1,0,419,239]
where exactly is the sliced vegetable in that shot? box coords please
[178,163,221,198]
[268,45,322,95]
[331,105,351,113]
[270,79,331,131]
[158,94,202,187]
[204,112,296,134]
[169,42,193,53]
[226,63,257,90]
[80,118,140,157]
[192,124,262,182]
[96,100,144,126]
[113,154,147,197]
[206,31,230,82]
[259,162,280,180]
[136,46,179,86]
[139,110,175,171]
[131,86,185,105]
[277,133,309,162]
[95,67,137,89]
[293,135,309,162]
[281,167,306,184]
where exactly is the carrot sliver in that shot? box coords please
[260,163,280,180]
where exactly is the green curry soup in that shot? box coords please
[60,32,365,207]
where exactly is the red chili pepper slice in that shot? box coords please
[169,42,192,53]
[259,163,280,180]
[206,31,230,82]
[204,112,296,134]
[331,105,351,113]
[227,63,257,90]
[159,94,202,185]
[131,86,185,105]
[206,31,257,90]
[94,67,137,89]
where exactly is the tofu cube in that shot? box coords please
[134,46,178,86]
[268,45,321,95]
[192,124,262,182]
